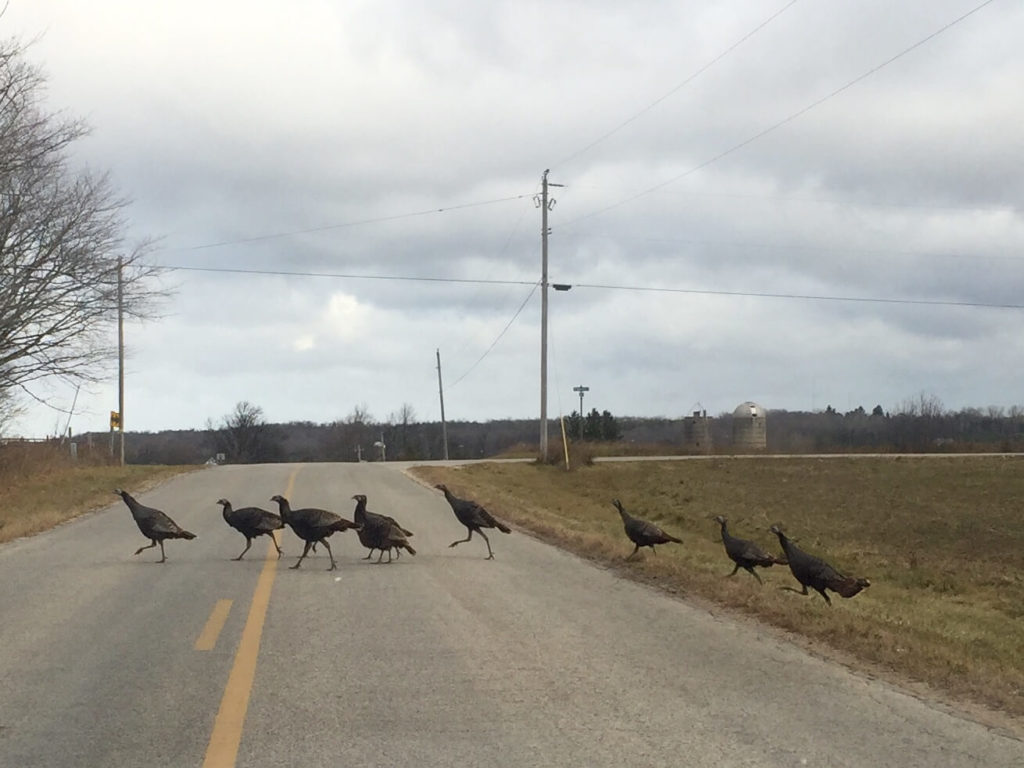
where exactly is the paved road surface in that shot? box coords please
[0,462,1020,767]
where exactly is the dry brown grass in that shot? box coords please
[0,440,196,543]
[410,456,1024,724]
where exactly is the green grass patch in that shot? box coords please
[410,456,1024,722]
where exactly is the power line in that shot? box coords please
[569,281,1024,310]
[163,192,533,252]
[157,263,1024,310]
[449,282,540,388]
[162,264,536,287]
[561,231,1023,263]
[442,193,538,361]
[554,0,801,170]
[564,185,1020,214]
[560,0,998,230]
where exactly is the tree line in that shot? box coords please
[64,394,1024,465]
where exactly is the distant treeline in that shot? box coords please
[72,397,1024,465]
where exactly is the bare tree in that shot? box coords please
[0,37,164,411]
[345,404,373,426]
[386,402,417,459]
[209,401,281,463]
[0,379,22,434]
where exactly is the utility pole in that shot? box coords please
[573,385,589,437]
[436,348,449,460]
[538,169,562,459]
[117,255,125,466]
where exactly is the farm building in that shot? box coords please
[732,401,767,450]
[682,410,712,453]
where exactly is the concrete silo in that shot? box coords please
[682,410,712,453]
[732,401,767,450]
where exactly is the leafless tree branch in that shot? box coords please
[0,36,168,425]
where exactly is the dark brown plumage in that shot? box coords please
[270,494,359,570]
[435,484,511,560]
[114,489,196,563]
[613,499,682,559]
[769,524,870,605]
[217,498,284,560]
[714,515,785,584]
[351,494,415,563]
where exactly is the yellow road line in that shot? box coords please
[202,469,299,768]
[194,599,233,651]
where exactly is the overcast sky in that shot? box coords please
[5,0,1023,438]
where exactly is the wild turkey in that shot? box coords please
[612,499,682,559]
[270,494,359,570]
[351,494,415,563]
[217,498,284,561]
[435,483,511,560]
[714,515,785,584]
[769,524,870,605]
[114,489,196,563]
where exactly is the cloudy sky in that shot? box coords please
[5,0,1023,438]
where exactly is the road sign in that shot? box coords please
[110,411,121,430]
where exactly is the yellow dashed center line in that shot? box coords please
[201,469,299,768]
[195,599,233,651]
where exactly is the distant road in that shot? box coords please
[0,462,1020,767]
[593,452,1024,461]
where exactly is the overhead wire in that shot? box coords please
[559,0,999,230]
[161,192,533,253]
[161,265,536,287]
[568,281,1024,310]
[563,185,1020,214]
[155,263,1024,310]
[560,231,1023,263]
[554,0,801,170]
[448,282,540,389]
[441,190,538,361]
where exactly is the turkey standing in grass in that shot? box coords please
[217,498,284,560]
[270,494,359,570]
[434,484,511,560]
[714,515,785,584]
[114,489,196,563]
[612,499,682,559]
[769,524,870,605]
[351,494,415,562]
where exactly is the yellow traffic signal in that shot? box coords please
[110,411,121,430]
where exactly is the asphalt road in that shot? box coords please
[0,462,1020,767]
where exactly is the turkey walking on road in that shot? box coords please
[270,494,360,570]
[114,489,196,563]
[613,499,682,559]
[435,484,511,560]
[714,515,785,584]
[351,494,415,563]
[217,499,284,560]
[769,524,870,605]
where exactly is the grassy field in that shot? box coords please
[410,456,1024,724]
[0,441,196,544]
